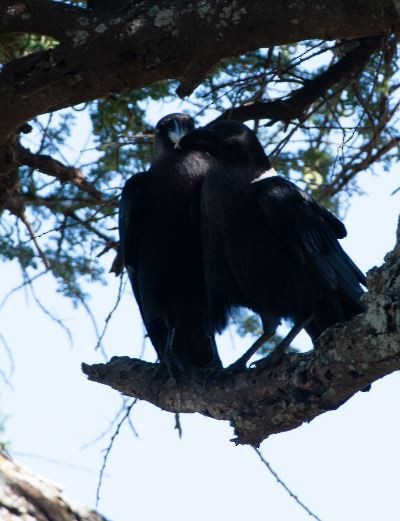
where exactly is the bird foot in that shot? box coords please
[163,352,186,383]
[225,331,275,374]
[252,317,312,374]
[251,343,288,374]
[148,362,172,387]
[225,357,249,374]
[149,352,186,386]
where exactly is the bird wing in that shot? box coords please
[118,173,146,310]
[255,177,366,298]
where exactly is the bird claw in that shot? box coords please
[251,344,288,374]
[163,352,186,382]
[225,358,249,374]
[225,331,276,374]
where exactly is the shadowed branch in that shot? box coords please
[215,36,384,124]
[83,228,400,446]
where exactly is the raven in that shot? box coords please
[179,120,367,369]
[116,113,221,371]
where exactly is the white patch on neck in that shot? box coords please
[251,168,278,183]
[168,129,185,144]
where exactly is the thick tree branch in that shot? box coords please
[0,451,109,521]
[0,0,89,41]
[83,232,400,446]
[216,36,384,124]
[0,0,396,143]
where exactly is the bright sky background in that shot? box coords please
[1,103,400,521]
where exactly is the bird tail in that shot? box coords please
[146,313,222,369]
[173,314,222,369]
[109,248,124,276]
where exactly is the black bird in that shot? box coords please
[179,120,367,369]
[116,113,221,371]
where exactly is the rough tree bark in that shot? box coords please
[0,451,109,520]
[0,0,396,218]
[1,0,399,447]
[0,0,396,143]
[83,225,400,447]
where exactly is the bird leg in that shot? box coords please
[226,330,275,372]
[252,317,312,373]
[208,335,223,370]
[162,327,186,380]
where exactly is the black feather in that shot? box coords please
[179,120,367,348]
[117,114,221,369]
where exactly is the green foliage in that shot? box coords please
[0,33,57,63]
[2,36,400,326]
[193,39,400,210]
[89,82,172,176]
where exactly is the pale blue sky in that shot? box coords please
[1,104,400,521]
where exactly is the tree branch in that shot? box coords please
[0,0,89,41]
[16,143,105,204]
[83,231,400,446]
[0,0,396,142]
[0,451,109,521]
[324,135,400,197]
[215,36,384,124]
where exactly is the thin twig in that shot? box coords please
[122,396,139,438]
[174,413,183,439]
[17,143,105,204]
[0,334,14,389]
[81,404,128,451]
[81,398,138,450]
[0,333,15,374]
[19,212,51,269]
[94,274,127,355]
[0,270,48,311]
[96,399,138,507]
[253,448,323,521]
[11,451,101,475]
[25,274,74,348]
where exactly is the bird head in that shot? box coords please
[179,120,272,170]
[155,113,195,151]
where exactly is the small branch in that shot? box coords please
[215,36,384,124]
[96,399,137,508]
[83,236,400,446]
[16,143,105,203]
[324,135,400,197]
[18,211,51,269]
[66,210,117,253]
[174,413,183,438]
[94,274,126,357]
[253,448,323,521]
